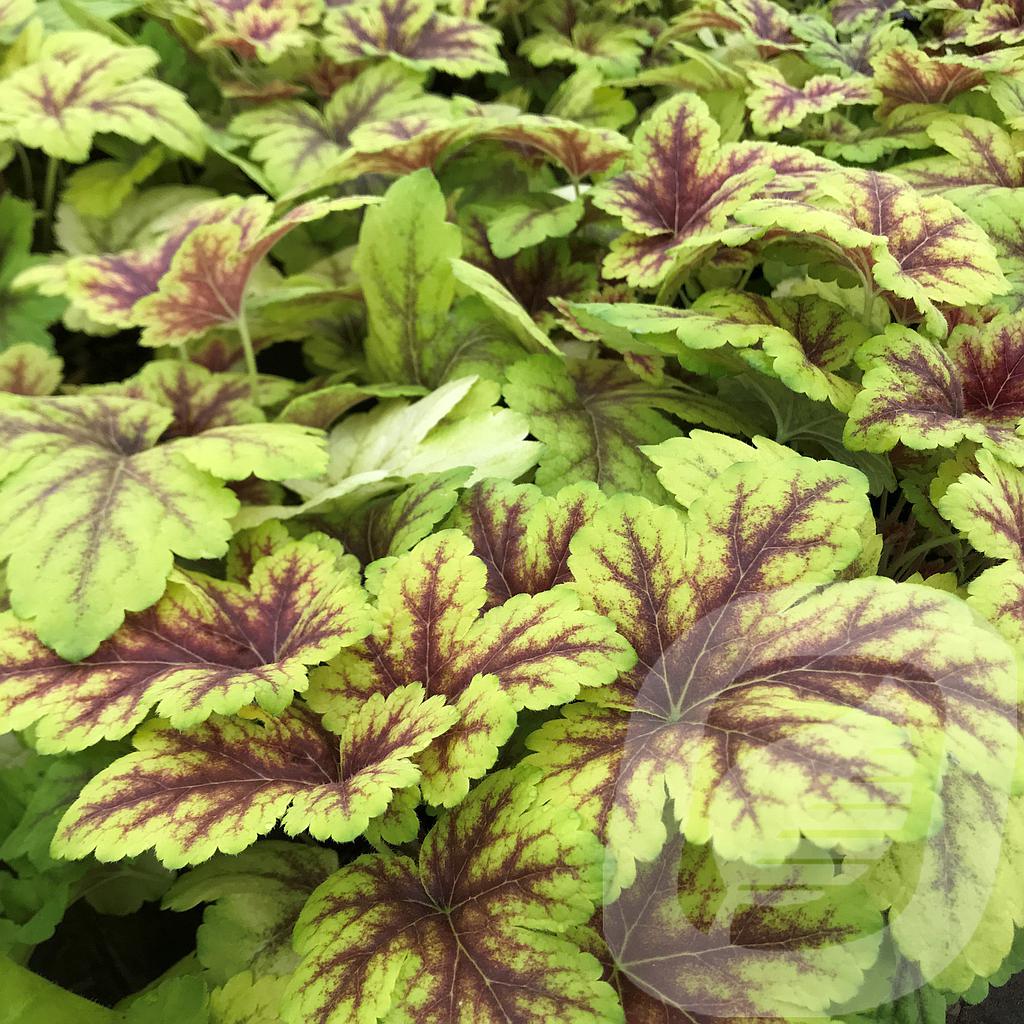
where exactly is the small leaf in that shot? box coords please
[283,768,621,1024]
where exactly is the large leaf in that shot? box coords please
[283,768,622,1024]
[845,315,1024,465]
[306,528,633,806]
[53,687,458,866]
[526,442,1018,891]
[0,393,325,658]
[738,169,1008,334]
[593,93,774,287]
[0,31,204,162]
[0,533,370,751]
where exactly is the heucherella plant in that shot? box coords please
[2,1,1024,1022]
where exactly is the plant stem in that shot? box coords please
[236,302,259,398]
[15,145,34,200]
[0,957,120,1024]
[887,534,958,579]
[41,155,60,247]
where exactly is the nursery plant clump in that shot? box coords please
[2,0,1024,1021]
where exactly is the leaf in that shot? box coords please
[322,0,506,77]
[738,169,1008,334]
[937,451,1024,568]
[242,376,539,527]
[230,64,445,193]
[604,834,883,1022]
[578,289,869,411]
[0,31,204,162]
[0,533,370,751]
[0,393,326,658]
[745,64,877,136]
[503,354,749,500]
[872,47,988,117]
[0,195,65,350]
[66,194,272,330]
[863,762,1024,994]
[520,3,650,77]
[845,316,1024,465]
[0,345,62,396]
[135,196,377,348]
[449,258,559,353]
[283,767,621,1024]
[486,114,630,180]
[894,115,1024,195]
[307,529,633,806]
[356,169,462,385]
[164,840,338,983]
[593,93,774,287]
[122,976,210,1024]
[485,195,584,259]
[312,467,470,564]
[53,687,457,866]
[526,451,1018,891]
[210,973,287,1024]
[449,478,605,607]
[188,0,322,63]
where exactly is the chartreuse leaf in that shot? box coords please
[0,393,326,659]
[323,0,506,77]
[577,289,869,411]
[845,315,1024,465]
[0,533,370,751]
[53,686,457,867]
[283,767,621,1024]
[593,93,774,287]
[183,0,321,63]
[605,834,883,1021]
[862,762,1024,994]
[231,65,444,194]
[485,195,584,258]
[745,63,878,136]
[307,528,633,807]
[209,973,286,1024]
[486,114,630,180]
[165,841,338,983]
[526,448,1018,894]
[738,169,1008,334]
[242,376,539,527]
[894,115,1024,195]
[503,354,749,500]
[938,450,1024,565]
[135,196,378,348]
[449,478,605,606]
[0,344,62,396]
[356,169,462,385]
[0,31,204,162]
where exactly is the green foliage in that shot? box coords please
[2,2,1024,1022]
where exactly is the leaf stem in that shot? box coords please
[0,957,120,1024]
[236,301,259,398]
[41,155,60,248]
